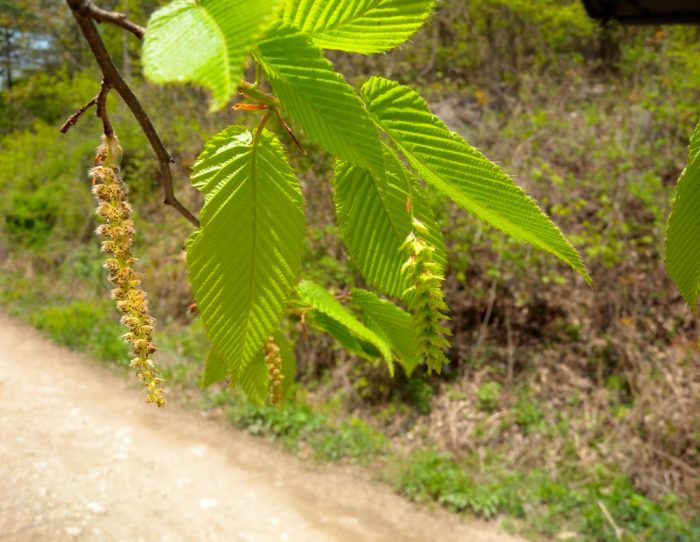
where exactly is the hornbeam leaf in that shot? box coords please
[274,330,298,400]
[283,0,435,54]
[362,76,590,283]
[235,350,269,405]
[351,288,420,376]
[296,280,392,366]
[334,147,444,299]
[256,23,383,173]
[143,0,281,110]
[307,311,382,360]
[202,331,297,402]
[187,125,305,380]
[201,347,227,389]
[665,121,700,311]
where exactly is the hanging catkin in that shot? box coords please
[401,218,451,374]
[264,337,283,404]
[91,134,166,407]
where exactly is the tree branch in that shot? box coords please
[63,0,199,228]
[68,0,145,39]
[60,92,98,133]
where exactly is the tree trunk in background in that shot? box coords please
[3,27,12,89]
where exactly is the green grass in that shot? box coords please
[31,301,129,364]
[388,450,700,542]
[1,264,697,542]
[212,394,387,464]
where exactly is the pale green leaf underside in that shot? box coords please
[282,0,435,54]
[256,23,383,173]
[143,0,281,110]
[362,76,590,283]
[334,147,445,299]
[307,311,383,361]
[296,280,392,363]
[665,121,700,311]
[187,126,305,379]
[351,288,419,376]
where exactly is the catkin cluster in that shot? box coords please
[91,134,165,407]
[402,218,451,374]
[264,338,283,404]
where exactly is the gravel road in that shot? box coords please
[0,312,526,542]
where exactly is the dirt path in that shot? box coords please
[0,313,526,542]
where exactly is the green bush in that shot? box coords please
[391,450,508,518]
[32,301,128,364]
[310,417,387,464]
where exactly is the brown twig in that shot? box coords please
[68,0,145,39]
[63,0,199,227]
[95,80,113,136]
[59,93,98,133]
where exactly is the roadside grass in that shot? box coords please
[0,266,696,542]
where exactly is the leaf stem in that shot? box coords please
[253,111,272,147]
[238,80,278,109]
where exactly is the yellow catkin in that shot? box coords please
[264,338,283,405]
[90,134,165,407]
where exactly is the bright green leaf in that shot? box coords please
[275,330,298,400]
[307,310,382,361]
[351,288,420,376]
[202,330,297,402]
[143,0,281,110]
[296,280,392,366]
[234,350,269,405]
[334,147,444,298]
[201,346,228,389]
[187,125,305,381]
[362,76,590,283]
[256,23,383,173]
[665,121,700,311]
[282,0,435,54]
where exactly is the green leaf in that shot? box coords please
[282,0,435,54]
[234,350,269,404]
[205,346,268,404]
[202,331,297,402]
[201,346,228,389]
[362,76,590,283]
[143,0,281,110]
[256,23,383,173]
[274,330,298,400]
[351,288,420,376]
[187,125,305,380]
[307,310,382,360]
[296,280,392,366]
[334,147,444,298]
[665,121,700,311]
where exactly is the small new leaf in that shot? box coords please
[296,280,393,368]
[351,288,420,376]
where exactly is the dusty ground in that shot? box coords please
[0,312,527,542]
